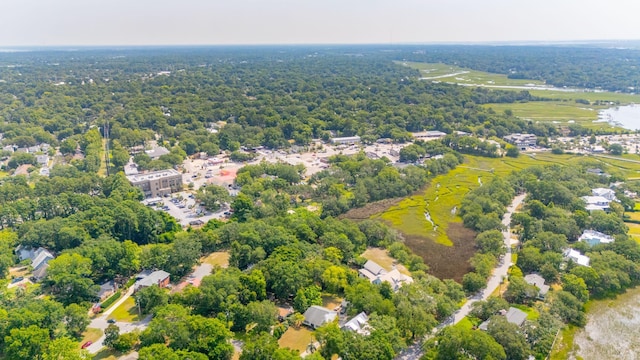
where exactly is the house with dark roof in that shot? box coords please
[302,305,337,329]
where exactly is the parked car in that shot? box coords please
[107,319,116,324]
[81,341,93,349]
[11,276,23,283]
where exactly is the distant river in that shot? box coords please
[571,287,640,360]
[598,104,640,131]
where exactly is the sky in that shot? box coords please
[2,0,640,46]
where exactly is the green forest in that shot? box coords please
[0,45,640,359]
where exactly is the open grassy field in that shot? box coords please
[278,327,314,354]
[399,61,640,131]
[626,222,640,243]
[109,296,140,322]
[202,251,230,268]
[361,248,412,276]
[398,61,545,86]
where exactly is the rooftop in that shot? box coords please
[126,169,181,183]
[524,274,550,295]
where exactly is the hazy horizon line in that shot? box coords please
[1,38,640,50]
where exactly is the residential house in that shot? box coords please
[342,312,370,335]
[564,249,590,267]
[32,248,54,271]
[134,270,171,291]
[15,246,55,282]
[15,244,35,262]
[579,229,615,247]
[302,305,337,329]
[36,155,49,166]
[524,274,550,299]
[592,188,616,201]
[97,280,117,301]
[581,195,611,212]
[358,260,413,292]
[479,307,528,331]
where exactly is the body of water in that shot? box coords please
[598,104,640,130]
[571,287,640,360]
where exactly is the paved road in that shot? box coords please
[395,193,526,360]
[452,193,525,324]
[86,286,151,354]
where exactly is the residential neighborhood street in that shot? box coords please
[396,193,526,360]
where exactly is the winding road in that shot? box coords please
[395,193,526,360]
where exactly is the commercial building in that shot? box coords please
[126,169,183,198]
[411,131,447,140]
[503,133,537,150]
[331,136,361,145]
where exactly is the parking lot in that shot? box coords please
[148,191,229,227]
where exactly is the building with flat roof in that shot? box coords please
[126,169,183,198]
[503,133,537,150]
[411,131,447,140]
[331,136,361,145]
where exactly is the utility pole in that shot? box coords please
[104,118,110,176]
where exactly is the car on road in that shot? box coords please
[81,341,93,349]
[107,319,116,324]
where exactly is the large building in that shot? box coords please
[503,133,537,150]
[331,136,361,145]
[126,169,183,198]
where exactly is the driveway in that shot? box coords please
[86,286,152,354]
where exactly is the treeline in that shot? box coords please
[0,47,561,156]
[402,45,640,92]
[458,177,515,294]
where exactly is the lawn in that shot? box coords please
[92,349,119,360]
[511,304,540,321]
[361,248,412,276]
[202,251,230,268]
[109,296,140,322]
[484,101,605,123]
[278,327,314,354]
[322,295,343,311]
[453,316,475,330]
[626,222,640,243]
[79,327,103,349]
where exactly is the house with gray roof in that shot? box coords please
[303,305,337,329]
[145,146,170,159]
[134,270,171,291]
[342,312,370,335]
[524,274,550,299]
[479,307,528,331]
